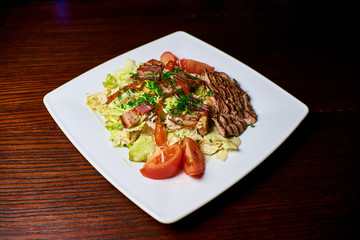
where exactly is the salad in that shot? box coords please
[86,52,253,179]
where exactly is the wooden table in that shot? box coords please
[1,1,358,239]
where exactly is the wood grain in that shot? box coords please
[1,0,359,239]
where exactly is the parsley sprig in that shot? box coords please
[167,93,202,117]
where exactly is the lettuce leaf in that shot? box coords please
[198,127,241,161]
[86,90,108,115]
[109,129,140,147]
[129,134,156,162]
[103,74,119,89]
[103,59,137,90]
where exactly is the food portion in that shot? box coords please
[86,52,256,179]
[182,137,206,176]
[203,69,257,138]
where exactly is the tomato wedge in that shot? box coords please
[155,123,167,147]
[177,78,190,95]
[179,58,215,74]
[160,51,178,64]
[140,144,183,179]
[182,137,205,176]
[164,60,176,71]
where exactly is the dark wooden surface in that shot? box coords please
[1,0,359,239]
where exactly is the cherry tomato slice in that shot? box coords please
[177,78,190,95]
[164,60,176,71]
[182,137,205,176]
[140,144,183,179]
[106,81,142,104]
[124,81,141,91]
[179,58,215,74]
[106,91,120,104]
[160,51,178,64]
[155,123,167,147]
[155,99,164,122]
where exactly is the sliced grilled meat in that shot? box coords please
[136,59,164,80]
[203,69,256,137]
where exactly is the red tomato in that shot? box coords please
[140,144,183,179]
[124,81,141,91]
[179,58,215,74]
[155,99,163,122]
[164,60,176,71]
[177,78,190,95]
[106,91,120,104]
[182,137,205,176]
[155,123,167,147]
[106,80,142,104]
[160,51,178,64]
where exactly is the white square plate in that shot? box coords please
[44,31,308,223]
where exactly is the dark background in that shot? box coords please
[1,1,359,239]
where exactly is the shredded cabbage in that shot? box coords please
[198,126,241,161]
[86,90,108,115]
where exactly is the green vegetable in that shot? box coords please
[194,85,207,96]
[129,134,156,162]
[104,59,137,89]
[206,89,213,97]
[105,122,123,131]
[194,85,212,98]
[145,80,162,95]
[198,126,241,161]
[109,129,140,147]
[86,90,108,115]
[165,93,202,116]
[167,128,203,146]
[107,107,128,116]
[163,96,178,112]
[113,59,137,79]
[103,74,119,89]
